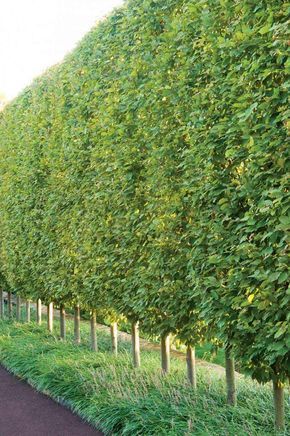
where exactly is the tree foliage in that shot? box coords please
[0,0,289,384]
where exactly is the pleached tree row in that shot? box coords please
[0,0,289,431]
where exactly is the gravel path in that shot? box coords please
[0,366,103,436]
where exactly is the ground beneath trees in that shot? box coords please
[3,293,239,378]
[1,319,287,435]
[39,303,229,377]
[0,366,102,436]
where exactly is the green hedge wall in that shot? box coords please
[0,0,289,386]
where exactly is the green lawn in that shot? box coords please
[0,317,289,435]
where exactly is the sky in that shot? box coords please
[0,0,124,101]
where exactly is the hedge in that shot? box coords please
[0,0,289,430]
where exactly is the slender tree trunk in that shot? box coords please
[90,310,98,351]
[110,322,118,355]
[186,345,197,388]
[273,379,285,431]
[131,321,141,368]
[16,295,21,321]
[74,304,81,344]
[60,305,66,340]
[225,346,236,405]
[161,334,170,374]
[0,290,3,319]
[8,292,12,318]
[47,302,53,333]
[26,300,31,322]
[36,299,42,325]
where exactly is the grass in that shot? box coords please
[86,313,226,368]
[0,315,289,435]
[194,343,224,368]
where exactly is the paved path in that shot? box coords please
[0,366,103,436]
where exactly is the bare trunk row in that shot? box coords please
[1,297,286,431]
[0,293,31,322]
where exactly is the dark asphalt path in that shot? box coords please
[0,366,103,436]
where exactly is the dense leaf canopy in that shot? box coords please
[0,0,289,383]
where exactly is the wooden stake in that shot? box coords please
[110,322,118,355]
[47,302,53,333]
[132,321,141,368]
[26,300,31,322]
[186,345,196,388]
[273,379,285,431]
[36,299,42,325]
[60,305,66,340]
[74,304,81,344]
[16,295,21,321]
[225,346,236,405]
[161,334,170,374]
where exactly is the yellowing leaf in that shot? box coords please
[247,294,255,304]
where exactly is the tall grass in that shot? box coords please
[0,319,289,435]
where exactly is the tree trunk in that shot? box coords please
[110,322,118,355]
[16,295,21,321]
[186,345,196,388]
[60,305,66,340]
[273,379,285,431]
[161,334,170,374]
[8,292,12,318]
[36,299,42,325]
[0,290,3,318]
[26,300,31,322]
[74,304,81,344]
[225,346,236,405]
[90,310,98,351]
[47,302,53,333]
[131,321,141,368]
